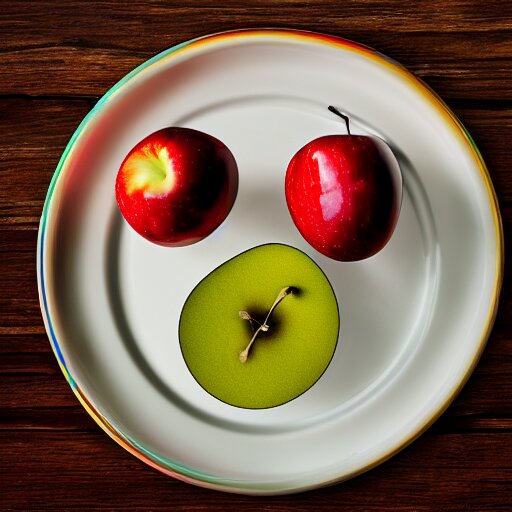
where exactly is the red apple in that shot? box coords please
[116,127,238,246]
[285,107,402,261]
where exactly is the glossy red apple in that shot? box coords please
[285,107,402,261]
[116,127,238,246]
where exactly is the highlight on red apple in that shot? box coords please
[285,106,402,262]
[115,127,238,247]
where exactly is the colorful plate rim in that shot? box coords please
[37,28,504,495]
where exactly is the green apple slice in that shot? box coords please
[179,243,339,409]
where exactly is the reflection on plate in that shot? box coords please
[37,29,503,495]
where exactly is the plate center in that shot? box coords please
[112,99,437,432]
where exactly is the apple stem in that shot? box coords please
[328,105,351,135]
[239,310,263,333]
[239,286,293,363]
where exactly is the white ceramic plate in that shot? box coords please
[38,29,503,495]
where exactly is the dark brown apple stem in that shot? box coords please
[239,286,293,363]
[328,105,351,135]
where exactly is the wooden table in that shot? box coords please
[1,1,511,510]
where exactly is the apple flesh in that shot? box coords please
[285,108,402,261]
[116,127,238,246]
[179,244,339,409]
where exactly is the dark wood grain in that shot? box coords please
[1,1,512,99]
[0,430,511,511]
[1,1,511,510]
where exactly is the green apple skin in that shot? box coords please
[179,243,339,409]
